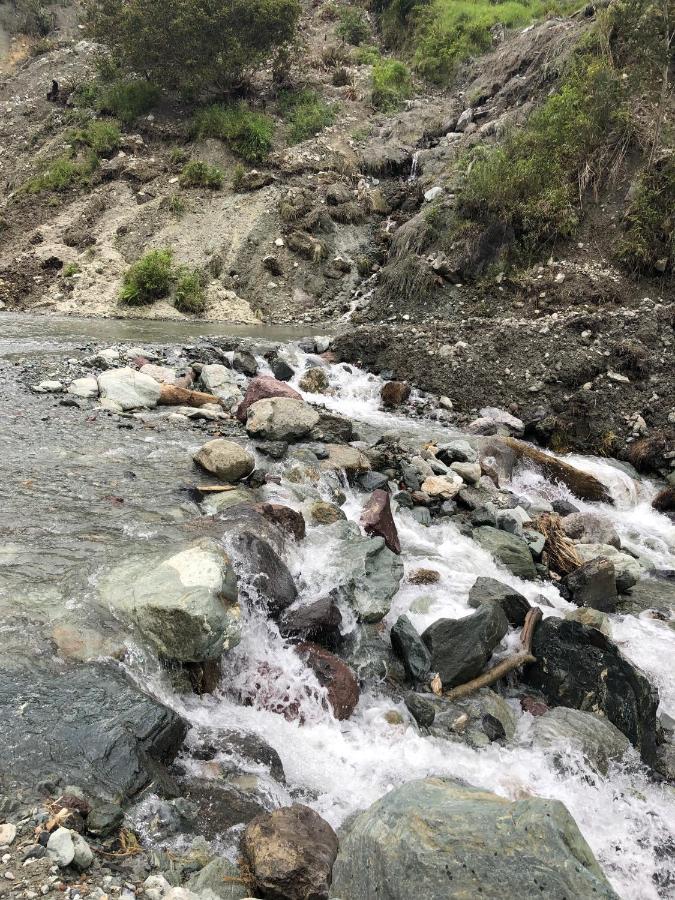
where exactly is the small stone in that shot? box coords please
[405,693,436,727]
[47,828,75,867]
[0,824,16,846]
[424,186,443,202]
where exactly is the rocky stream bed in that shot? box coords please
[0,312,674,900]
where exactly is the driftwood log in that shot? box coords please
[443,607,543,701]
[158,384,222,408]
[501,437,612,503]
[535,512,582,576]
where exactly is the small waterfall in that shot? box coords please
[408,150,421,182]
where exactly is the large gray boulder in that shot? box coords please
[468,576,531,626]
[100,540,241,662]
[332,521,404,622]
[245,397,320,441]
[421,604,508,688]
[193,439,255,483]
[525,707,630,775]
[473,526,537,580]
[330,777,618,899]
[0,657,186,803]
[563,557,618,612]
[97,368,161,410]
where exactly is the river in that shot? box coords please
[1,311,674,898]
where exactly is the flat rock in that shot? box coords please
[320,443,371,473]
[140,363,176,384]
[97,368,161,410]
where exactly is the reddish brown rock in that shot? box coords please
[236,376,302,422]
[297,642,359,720]
[257,502,306,541]
[520,695,550,717]
[279,597,343,649]
[652,485,675,513]
[380,380,411,407]
[243,804,338,900]
[361,489,401,554]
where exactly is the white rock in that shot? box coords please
[607,370,630,383]
[456,108,474,131]
[71,833,93,870]
[33,380,63,393]
[450,461,481,484]
[68,376,99,399]
[421,474,463,499]
[439,396,453,410]
[199,365,242,410]
[424,186,443,202]
[0,825,16,847]
[98,368,162,410]
[47,828,75,867]
[140,363,176,384]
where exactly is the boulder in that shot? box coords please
[187,858,249,900]
[68,376,99,399]
[421,605,508,688]
[0,657,186,802]
[237,376,302,422]
[390,615,431,682]
[332,521,404,622]
[193,439,255,483]
[420,474,463,499]
[232,531,297,614]
[271,357,295,382]
[450,461,481,484]
[468,576,531,626]
[473,526,537,580]
[437,440,478,464]
[330,778,618,899]
[189,728,285,783]
[523,618,659,765]
[313,411,354,443]
[100,540,241,662]
[246,397,320,441]
[309,501,346,525]
[299,367,330,393]
[562,512,621,549]
[97,368,161,410]
[429,687,516,747]
[243,805,338,900]
[257,502,306,541]
[140,363,176,384]
[360,489,401,554]
[575,543,643,593]
[380,380,411,407]
[405,693,436,727]
[563,557,618,612]
[200,364,242,409]
[525,707,630,775]
[280,598,343,649]
[181,778,268,838]
[48,828,92,869]
[298,642,359,719]
[232,349,258,376]
[320,443,370,472]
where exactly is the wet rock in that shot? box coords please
[200,364,242,409]
[313,410,354,443]
[243,804,338,900]
[405,693,436,727]
[299,367,330,393]
[473,526,537,580]
[564,606,611,636]
[181,778,268,838]
[299,642,359,719]
[575,543,642,593]
[193,439,255,483]
[257,502,306,541]
[68,376,99,399]
[0,657,187,802]
[232,531,297,614]
[525,708,630,775]
[332,521,404,622]
[190,728,285,783]
[360,489,401,554]
[408,567,441,585]
[246,397,320,441]
[187,858,249,900]
[97,367,161,410]
[552,498,580,517]
[280,598,343,649]
[562,512,621,549]
[255,440,289,460]
[320,443,371,473]
[232,350,258,376]
[421,605,508,688]
[86,802,124,838]
[100,540,241,662]
[437,440,478,464]
[390,615,431,682]
[271,356,295,382]
[523,618,659,765]
[358,471,389,492]
[380,381,411,407]
[429,687,516,747]
[309,500,346,525]
[236,375,303,422]
[52,624,125,662]
[330,777,617,900]
[468,576,531,626]
[563,557,618,612]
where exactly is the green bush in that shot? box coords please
[192,103,275,162]
[84,0,301,95]
[69,119,121,156]
[337,7,371,45]
[460,58,630,253]
[615,158,675,274]
[97,79,160,124]
[119,249,174,305]
[22,153,99,194]
[354,44,381,64]
[175,268,207,314]
[372,58,412,109]
[278,89,336,144]
[179,161,224,189]
[16,0,54,36]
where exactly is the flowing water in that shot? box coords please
[1,312,674,898]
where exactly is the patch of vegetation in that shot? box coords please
[459,57,631,255]
[354,45,381,65]
[332,67,351,87]
[63,263,81,277]
[166,194,187,218]
[232,163,246,191]
[179,161,224,189]
[169,147,190,169]
[97,79,160,124]
[69,119,121,157]
[175,268,207,314]
[337,7,371,45]
[22,153,98,195]
[15,0,54,36]
[321,43,349,69]
[119,249,174,305]
[192,103,275,162]
[615,158,675,275]
[84,0,301,95]
[279,89,336,144]
[372,58,412,110]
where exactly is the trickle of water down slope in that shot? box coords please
[1,315,674,899]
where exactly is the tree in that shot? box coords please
[84,0,301,95]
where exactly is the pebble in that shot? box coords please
[4,871,14,880]
[0,823,16,846]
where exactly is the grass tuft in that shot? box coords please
[179,160,224,189]
[119,249,173,305]
[175,268,207,314]
[192,103,274,163]
[372,58,412,110]
[278,89,336,144]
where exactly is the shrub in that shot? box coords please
[321,43,349,69]
[615,158,675,275]
[22,153,98,194]
[337,7,371,45]
[354,45,381,64]
[16,0,54,36]
[97,79,160,124]
[278,89,336,144]
[179,161,224,189]
[166,194,186,217]
[372,58,411,109]
[192,103,274,162]
[232,163,246,191]
[69,119,121,156]
[63,263,81,277]
[175,268,207,314]
[119,249,173,305]
[84,0,301,95]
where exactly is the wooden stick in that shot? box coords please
[442,607,542,702]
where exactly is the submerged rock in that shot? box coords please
[332,521,404,622]
[101,540,241,662]
[193,438,255,483]
[429,687,516,747]
[473,525,537,580]
[280,597,343,649]
[525,707,630,775]
[298,642,359,719]
[181,777,269,838]
[330,777,618,899]
[232,531,297,614]
[422,605,508,688]
[97,367,161,410]
[243,804,338,900]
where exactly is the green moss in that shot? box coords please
[119,249,174,305]
[179,161,224,189]
[372,58,412,110]
[615,158,675,275]
[175,268,207,314]
[278,89,336,144]
[337,7,371,45]
[192,103,274,162]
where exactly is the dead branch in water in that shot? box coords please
[536,512,582,576]
[501,437,613,503]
